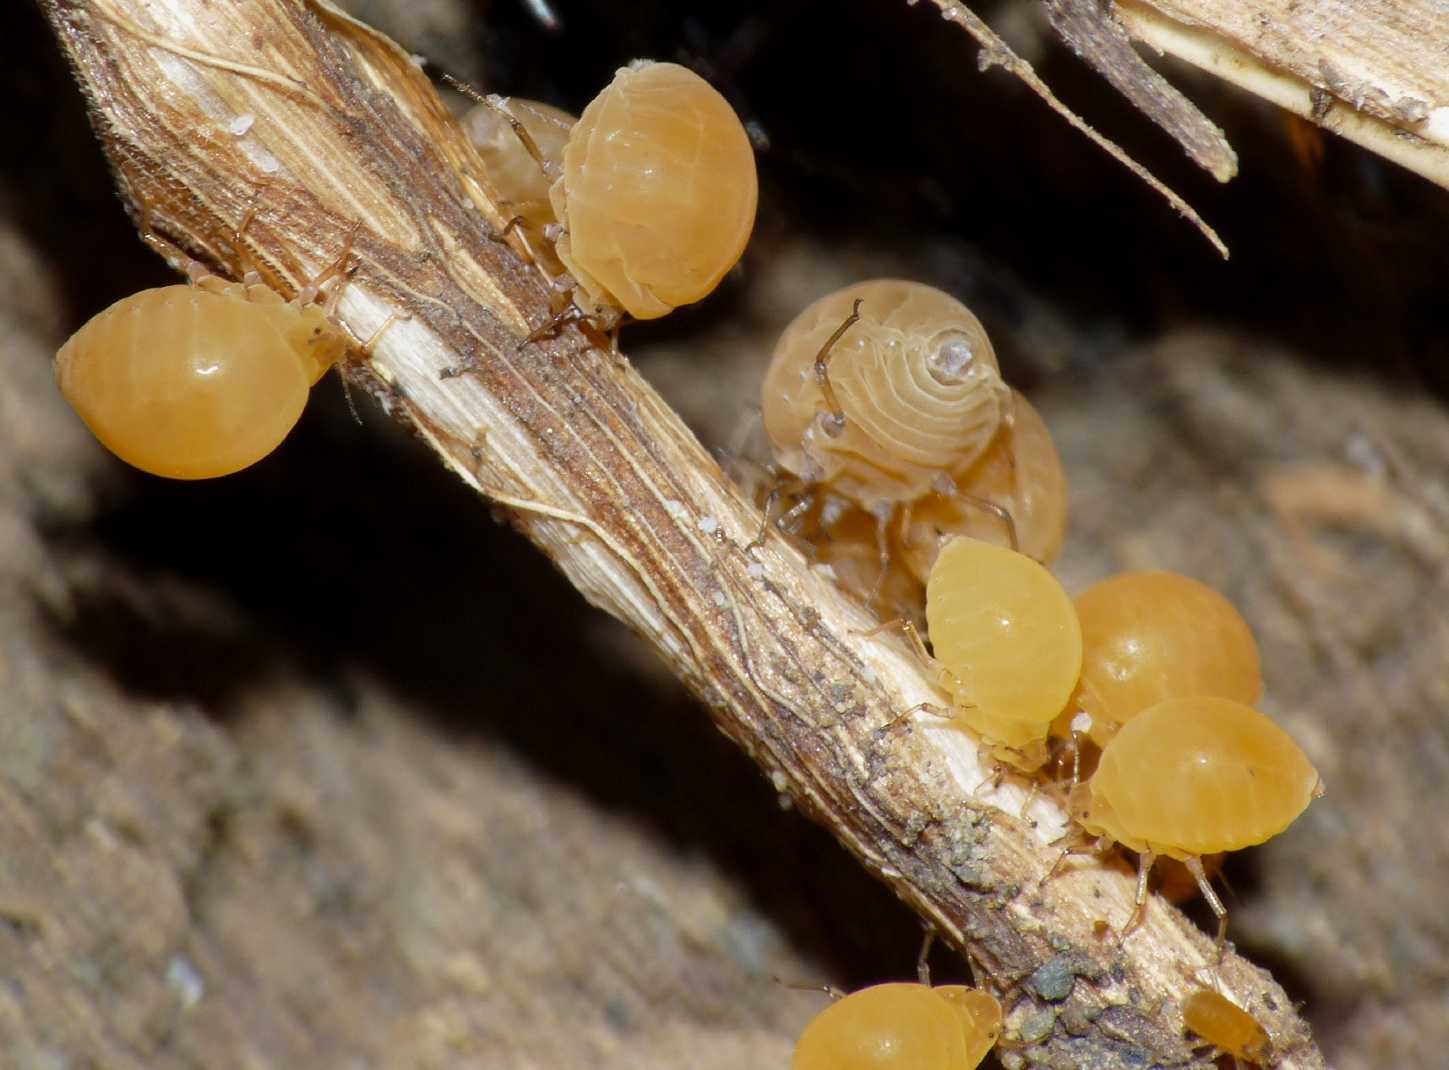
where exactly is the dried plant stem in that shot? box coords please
[38,1,1321,1066]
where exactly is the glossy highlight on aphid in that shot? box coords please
[763,279,1011,508]
[925,535,1082,768]
[55,280,348,479]
[548,60,758,320]
[793,982,1001,1070]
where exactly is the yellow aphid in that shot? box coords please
[462,96,576,237]
[1182,988,1272,1064]
[901,391,1068,577]
[763,280,1011,509]
[1073,696,1322,945]
[548,60,758,320]
[925,536,1082,768]
[55,281,348,479]
[793,982,1001,1070]
[1069,571,1262,744]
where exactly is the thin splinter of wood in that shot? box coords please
[1043,0,1237,182]
[924,0,1230,259]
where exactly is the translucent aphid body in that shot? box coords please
[792,982,1001,1070]
[925,536,1082,767]
[763,280,1012,508]
[1077,697,1320,860]
[462,96,576,235]
[55,281,347,479]
[901,391,1068,577]
[548,60,758,320]
[1182,989,1272,1064]
[1071,571,1263,744]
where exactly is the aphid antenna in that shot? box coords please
[811,297,863,438]
[771,977,846,1000]
[440,72,556,179]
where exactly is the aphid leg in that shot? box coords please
[959,493,1020,554]
[860,617,938,675]
[302,224,364,309]
[519,303,589,349]
[875,700,953,735]
[812,298,863,438]
[1185,855,1230,958]
[1118,849,1158,945]
[500,215,527,239]
[916,927,936,986]
[443,74,558,180]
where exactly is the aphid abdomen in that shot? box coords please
[791,983,974,1070]
[1182,989,1272,1063]
[1088,697,1321,857]
[763,280,1011,506]
[924,536,1082,754]
[56,286,342,480]
[933,986,1003,1067]
[901,392,1068,577]
[1072,571,1262,743]
[551,61,757,319]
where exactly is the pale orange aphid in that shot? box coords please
[793,982,1002,1070]
[1071,696,1322,947]
[461,95,576,272]
[924,535,1082,769]
[548,60,758,320]
[900,391,1068,578]
[813,502,925,623]
[1182,988,1273,1065]
[763,280,1011,510]
[1066,571,1263,745]
[55,277,350,480]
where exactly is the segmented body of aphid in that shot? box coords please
[925,536,1082,768]
[55,281,348,479]
[900,391,1068,576]
[763,280,1011,509]
[1182,989,1273,1064]
[548,61,758,320]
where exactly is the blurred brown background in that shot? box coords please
[2,1,1446,1067]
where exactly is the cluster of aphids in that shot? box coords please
[53,60,757,478]
[763,279,1321,1067]
[54,51,1312,1069]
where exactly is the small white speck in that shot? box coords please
[776,793,795,812]
[860,663,879,686]
[166,955,205,1007]
[662,498,688,520]
[697,515,719,535]
[746,562,765,579]
[256,151,280,174]
[410,53,429,68]
[712,590,728,608]
[228,114,256,136]
[1071,711,1093,734]
[770,771,788,791]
